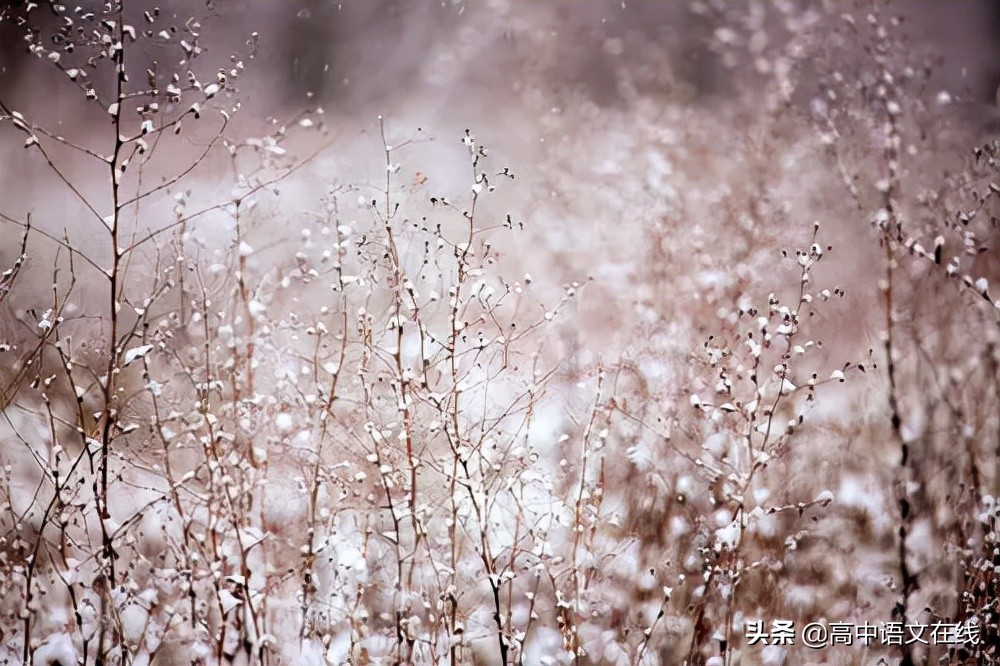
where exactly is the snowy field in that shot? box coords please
[1,2,998,665]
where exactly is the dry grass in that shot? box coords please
[0,2,998,665]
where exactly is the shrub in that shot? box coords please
[1,2,997,665]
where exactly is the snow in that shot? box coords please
[2,4,994,664]
[33,633,75,666]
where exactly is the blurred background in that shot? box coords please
[3,1,1000,125]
